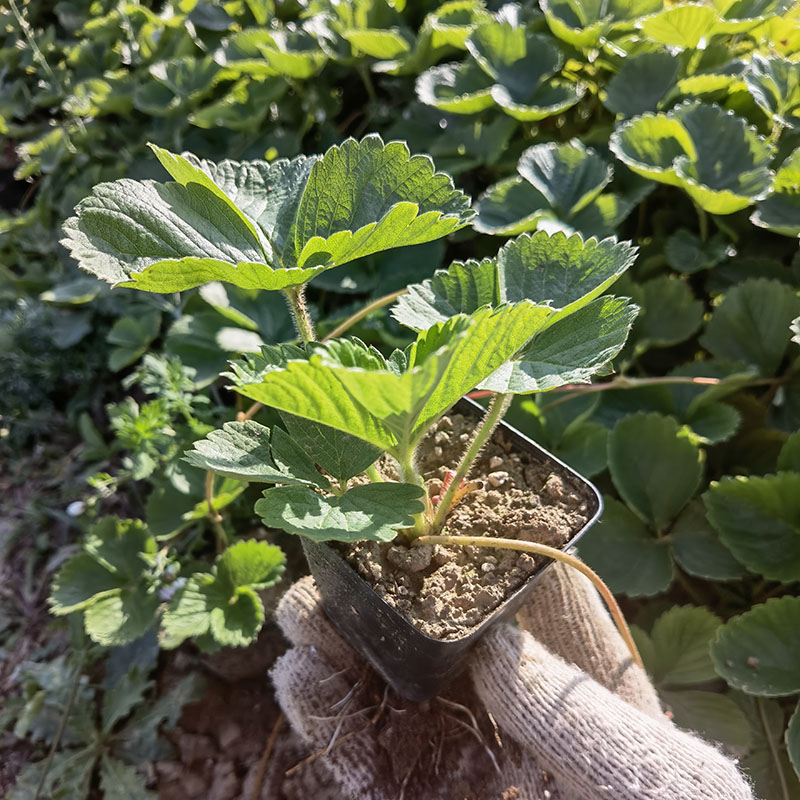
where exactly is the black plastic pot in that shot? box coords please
[302,398,603,702]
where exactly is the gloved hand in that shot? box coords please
[272,562,754,800]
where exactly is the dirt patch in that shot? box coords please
[343,413,593,639]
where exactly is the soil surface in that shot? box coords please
[343,413,594,639]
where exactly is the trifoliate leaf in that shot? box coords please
[474,143,622,236]
[778,431,800,472]
[184,420,328,487]
[711,597,800,696]
[671,500,748,581]
[99,756,156,800]
[665,228,731,274]
[234,305,547,453]
[279,414,382,486]
[465,22,582,120]
[255,482,424,542]
[393,230,636,329]
[609,413,703,531]
[610,102,773,214]
[700,278,800,376]
[518,141,612,217]
[745,53,800,129]
[644,605,722,686]
[604,51,679,117]
[578,497,674,596]
[541,0,661,49]
[161,541,283,649]
[751,147,800,238]
[415,60,494,113]
[637,4,720,49]
[50,518,159,642]
[704,473,800,582]
[481,296,638,393]
[63,136,472,293]
[216,539,285,590]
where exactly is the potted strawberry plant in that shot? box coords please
[64,135,641,700]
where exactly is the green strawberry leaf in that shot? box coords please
[84,590,160,647]
[540,0,661,48]
[473,176,553,235]
[704,473,800,582]
[604,51,679,117]
[279,414,382,486]
[255,482,424,542]
[665,228,731,274]
[640,605,722,686]
[659,690,751,750]
[481,295,638,393]
[745,53,800,129]
[184,420,329,487]
[700,278,800,376]
[751,147,800,238]
[637,4,720,49]
[233,305,546,453]
[63,136,472,293]
[610,102,773,214]
[415,60,494,113]
[609,413,703,531]
[50,554,125,614]
[578,497,674,596]
[629,275,704,351]
[161,540,283,649]
[711,596,800,696]
[293,135,473,271]
[671,501,748,581]
[393,231,637,330]
[788,703,800,780]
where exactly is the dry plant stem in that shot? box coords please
[237,401,263,422]
[205,470,228,551]
[431,393,511,531]
[284,285,316,343]
[322,288,407,342]
[250,712,284,800]
[412,535,644,670]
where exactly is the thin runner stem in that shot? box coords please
[412,534,643,669]
[431,394,511,531]
[322,289,407,342]
[205,471,228,551]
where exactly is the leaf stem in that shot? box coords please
[431,393,511,532]
[283,285,316,343]
[757,697,791,800]
[693,200,709,244]
[322,289,407,342]
[359,64,378,104]
[536,375,778,415]
[365,464,384,483]
[412,534,643,669]
[205,471,228,552]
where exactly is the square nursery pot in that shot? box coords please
[302,398,603,702]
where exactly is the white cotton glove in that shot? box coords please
[272,563,754,800]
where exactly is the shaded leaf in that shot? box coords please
[712,597,800,696]
[604,51,679,117]
[660,690,752,750]
[701,278,800,376]
[578,497,674,596]
[704,473,800,582]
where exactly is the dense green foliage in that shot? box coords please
[2,0,800,797]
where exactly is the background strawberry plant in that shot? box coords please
[1,0,799,797]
